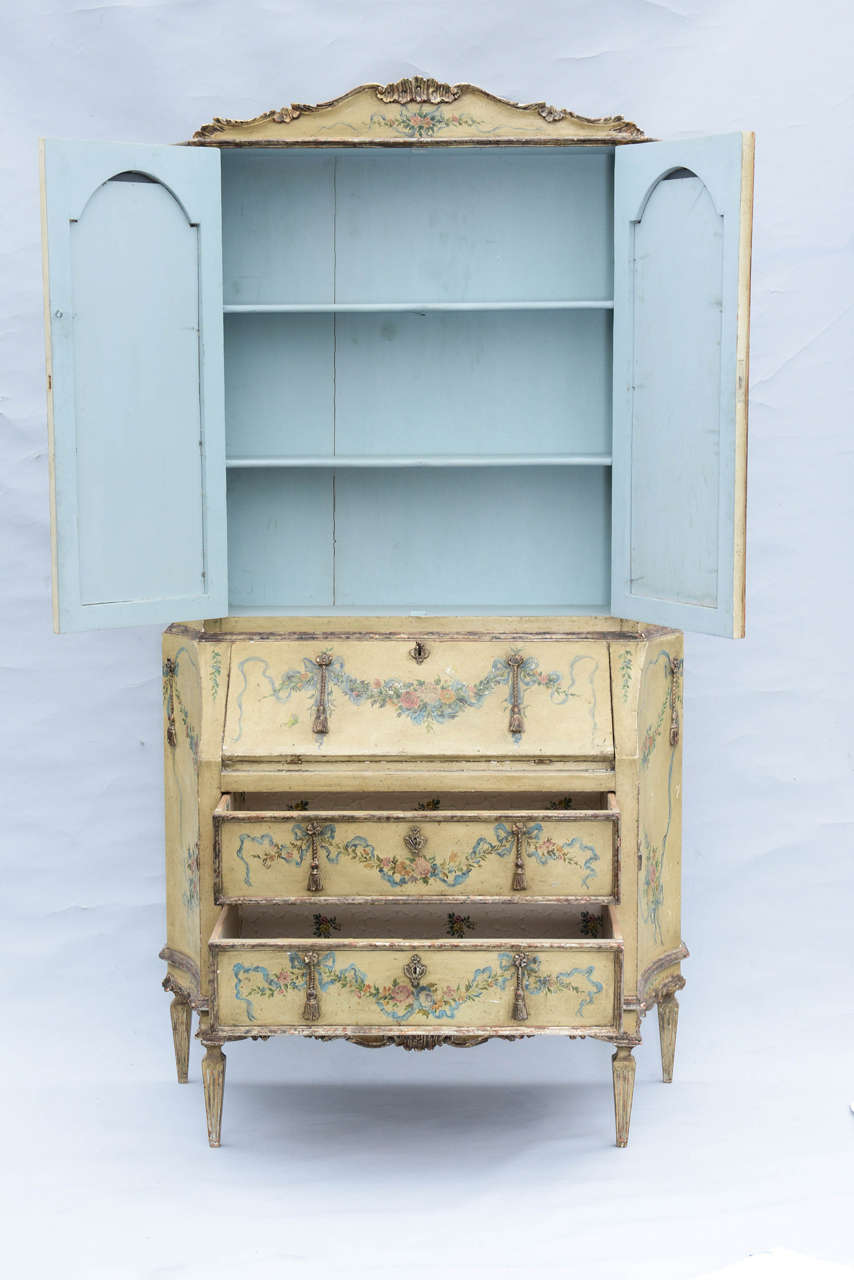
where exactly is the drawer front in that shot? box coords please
[221,637,614,762]
[213,942,620,1033]
[215,807,619,902]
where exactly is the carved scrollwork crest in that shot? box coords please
[376,77,461,105]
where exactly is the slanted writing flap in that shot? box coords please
[40,140,227,631]
[611,133,753,638]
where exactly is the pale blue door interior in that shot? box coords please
[611,134,750,637]
[41,139,227,631]
[46,137,748,628]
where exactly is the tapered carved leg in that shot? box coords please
[169,994,192,1083]
[612,1046,636,1148]
[201,1044,226,1148]
[657,992,679,1084]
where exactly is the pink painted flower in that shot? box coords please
[373,678,382,688]
[389,983,412,1003]
[413,857,431,878]
[400,690,420,709]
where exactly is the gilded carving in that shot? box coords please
[190,80,648,146]
[376,77,461,105]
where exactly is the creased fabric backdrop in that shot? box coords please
[1,2,852,1277]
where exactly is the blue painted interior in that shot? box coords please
[220,147,616,614]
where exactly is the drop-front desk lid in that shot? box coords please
[221,636,614,766]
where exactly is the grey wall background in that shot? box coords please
[2,2,852,1277]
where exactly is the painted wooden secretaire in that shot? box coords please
[39,78,753,1148]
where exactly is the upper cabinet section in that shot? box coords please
[40,82,753,633]
[40,140,228,631]
[611,133,753,638]
[191,77,649,149]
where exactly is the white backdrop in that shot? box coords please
[1,2,853,1276]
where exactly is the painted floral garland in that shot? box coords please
[232,821,599,890]
[230,650,600,745]
[232,951,603,1024]
[640,650,680,942]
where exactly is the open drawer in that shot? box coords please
[214,792,620,904]
[208,902,623,1037]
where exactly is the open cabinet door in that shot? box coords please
[611,133,753,637]
[40,140,227,631]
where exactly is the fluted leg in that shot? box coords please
[169,994,192,1083]
[657,992,679,1084]
[612,1046,636,1148]
[202,1044,226,1148]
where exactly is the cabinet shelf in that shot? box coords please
[225,455,613,469]
[223,301,615,314]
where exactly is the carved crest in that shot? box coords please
[190,78,648,147]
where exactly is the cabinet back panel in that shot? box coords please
[335,311,612,457]
[334,150,613,303]
[226,467,609,612]
[222,152,334,304]
[226,310,612,459]
[225,314,334,457]
[221,148,613,305]
[71,178,205,603]
[334,467,610,609]
[227,469,333,607]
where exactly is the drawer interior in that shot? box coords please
[213,902,618,942]
[226,790,611,813]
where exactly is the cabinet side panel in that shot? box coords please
[162,634,203,996]
[636,633,683,981]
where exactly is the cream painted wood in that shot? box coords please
[209,902,622,1034]
[220,762,618,795]
[191,79,649,148]
[221,638,614,762]
[214,799,619,902]
[164,616,686,1149]
[169,993,192,1084]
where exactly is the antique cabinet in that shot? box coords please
[39,78,753,1148]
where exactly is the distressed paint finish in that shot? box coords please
[162,616,691,1150]
[636,633,684,978]
[213,944,619,1032]
[162,634,202,992]
[162,629,233,1006]
[191,79,648,147]
[215,807,617,901]
[221,638,614,761]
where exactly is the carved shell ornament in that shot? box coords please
[190,78,648,146]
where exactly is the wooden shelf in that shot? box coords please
[223,301,615,314]
[226,455,613,469]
